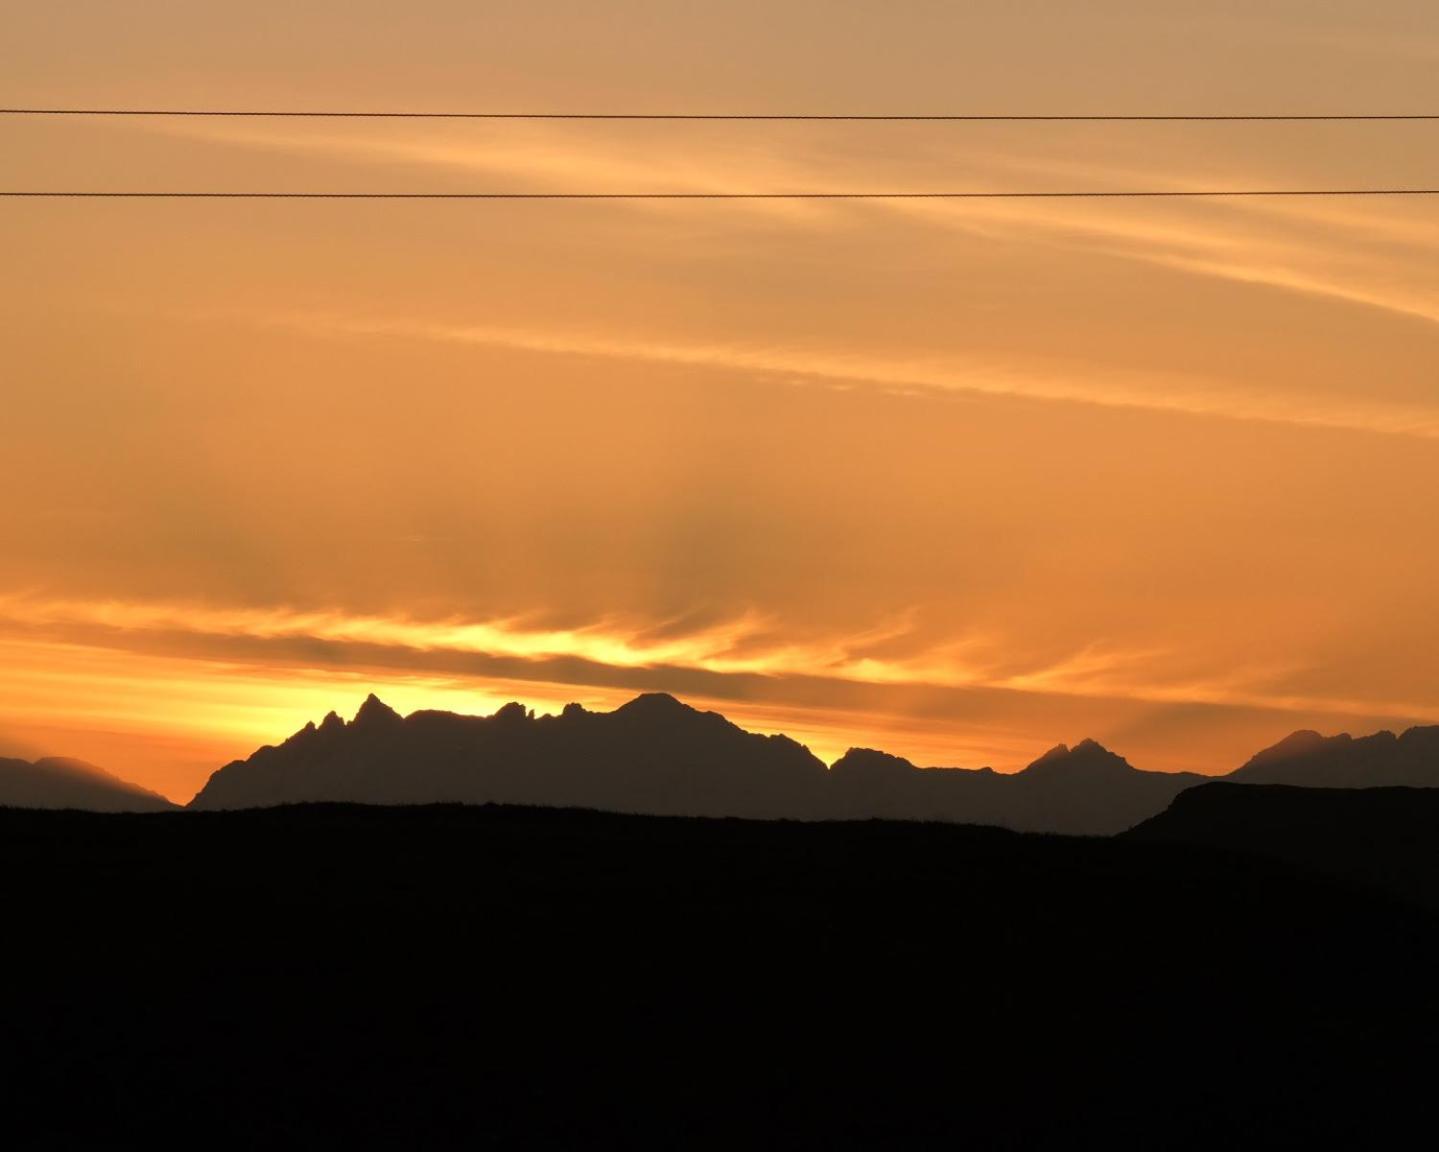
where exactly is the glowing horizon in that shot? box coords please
[1,589,1434,803]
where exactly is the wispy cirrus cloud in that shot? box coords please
[141,113,1439,438]
[901,193,1439,333]
[269,310,1439,441]
[151,115,1439,331]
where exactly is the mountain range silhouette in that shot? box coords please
[9,692,1438,830]
[1229,725,1439,787]
[170,692,1439,833]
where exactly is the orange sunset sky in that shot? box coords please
[3,2,1439,802]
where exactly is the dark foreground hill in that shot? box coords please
[3,802,1438,1149]
[1128,781,1439,909]
[190,693,1202,833]
[0,755,174,812]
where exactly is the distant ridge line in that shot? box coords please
[7,108,1439,121]
[7,189,1439,200]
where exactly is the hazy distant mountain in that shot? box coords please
[0,756,175,812]
[1226,726,1439,788]
[830,739,1205,835]
[190,693,1202,833]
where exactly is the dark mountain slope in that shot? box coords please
[1227,725,1439,788]
[0,755,175,812]
[1127,781,1439,909]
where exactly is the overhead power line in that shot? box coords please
[3,189,1439,200]
[4,107,1439,122]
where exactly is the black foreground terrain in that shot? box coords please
[2,801,1437,1149]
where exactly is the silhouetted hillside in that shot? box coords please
[2,802,1436,1149]
[1227,725,1439,787]
[828,739,1202,833]
[191,694,1201,833]
[0,755,174,812]
[1128,781,1439,909]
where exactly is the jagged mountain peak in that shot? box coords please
[353,694,403,728]
[1023,738,1128,773]
[492,701,532,723]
